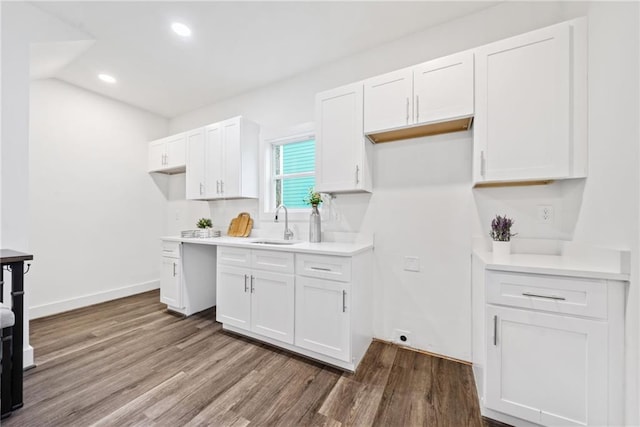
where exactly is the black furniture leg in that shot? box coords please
[1,326,12,418]
[9,262,23,410]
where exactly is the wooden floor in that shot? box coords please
[4,291,483,426]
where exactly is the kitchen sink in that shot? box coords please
[250,239,302,246]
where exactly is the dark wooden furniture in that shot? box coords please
[0,249,33,417]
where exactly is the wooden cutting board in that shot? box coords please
[227,213,253,237]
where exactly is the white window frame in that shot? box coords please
[260,123,316,222]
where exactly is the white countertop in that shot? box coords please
[474,250,630,281]
[161,236,373,256]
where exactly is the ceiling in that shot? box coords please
[31,1,499,118]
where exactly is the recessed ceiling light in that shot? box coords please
[171,22,192,37]
[98,73,116,84]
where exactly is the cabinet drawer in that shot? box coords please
[251,250,294,274]
[296,254,351,283]
[486,271,608,319]
[217,247,251,267]
[161,241,181,258]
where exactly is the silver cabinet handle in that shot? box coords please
[220,180,224,194]
[199,183,204,195]
[244,274,248,293]
[480,151,486,177]
[342,290,347,312]
[406,97,410,124]
[415,95,420,122]
[355,165,360,184]
[216,180,220,194]
[172,262,176,277]
[493,315,498,346]
[522,292,566,301]
[250,275,255,293]
[310,266,331,272]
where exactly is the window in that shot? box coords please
[271,135,315,210]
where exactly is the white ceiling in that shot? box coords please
[32,1,499,118]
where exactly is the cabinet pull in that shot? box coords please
[216,180,220,194]
[310,266,332,272]
[172,262,176,277]
[199,183,204,195]
[355,165,360,184]
[493,315,498,346]
[406,97,410,124]
[522,292,566,301]
[342,290,347,312]
[250,275,255,293]
[220,180,224,194]
[480,151,486,177]
[415,95,420,122]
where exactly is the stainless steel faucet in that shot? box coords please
[274,204,294,240]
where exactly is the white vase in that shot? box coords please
[492,240,511,262]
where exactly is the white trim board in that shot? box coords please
[29,280,160,319]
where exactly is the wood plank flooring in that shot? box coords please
[4,290,484,426]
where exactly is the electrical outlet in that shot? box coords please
[393,329,412,346]
[537,205,554,224]
[403,256,420,272]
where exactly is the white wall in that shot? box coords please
[27,79,168,317]
[1,1,95,367]
[167,2,639,422]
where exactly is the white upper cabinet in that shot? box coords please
[186,116,259,200]
[364,51,474,143]
[413,51,474,124]
[315,82,372,194]
[148,133,187,173]
[185,128,205,199]
[473,18,587,185]
[363,68,413,134]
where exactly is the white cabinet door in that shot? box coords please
[216,265,251,331]
[251,271,294,344]
[474,24,571,183]
[160,256,183,309]
[486,305,608,426]
[148,140,166,172]
[315,83,370,193]
[363,68,413,133]
[165,133,186,169]
[295,276,350,362]
[205,123,223,198]
[413,51,473,124]
[185,128,205,200]
[220,118,241,198]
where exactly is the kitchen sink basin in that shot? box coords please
[250,239,302,246]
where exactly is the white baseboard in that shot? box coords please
[23,345,34,369]
[29,280,160,319]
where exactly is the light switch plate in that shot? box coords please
[404,256,420,272]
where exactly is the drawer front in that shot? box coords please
[296,254,351,283]
[251,250,294,274]
[217,247,251,267]
[486,271,608,319]
[161,241,181,258]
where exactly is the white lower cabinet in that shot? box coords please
[216,247,372,371]
[486,306,607,426]
[216,248,295,344]
[484,270,625,426]
[160,248,183,309]
[295,276,350,362]
[160,240,216,316]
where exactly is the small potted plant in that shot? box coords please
[304,188,323,243]
[196,218,213,238]
[490,214,516,260]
